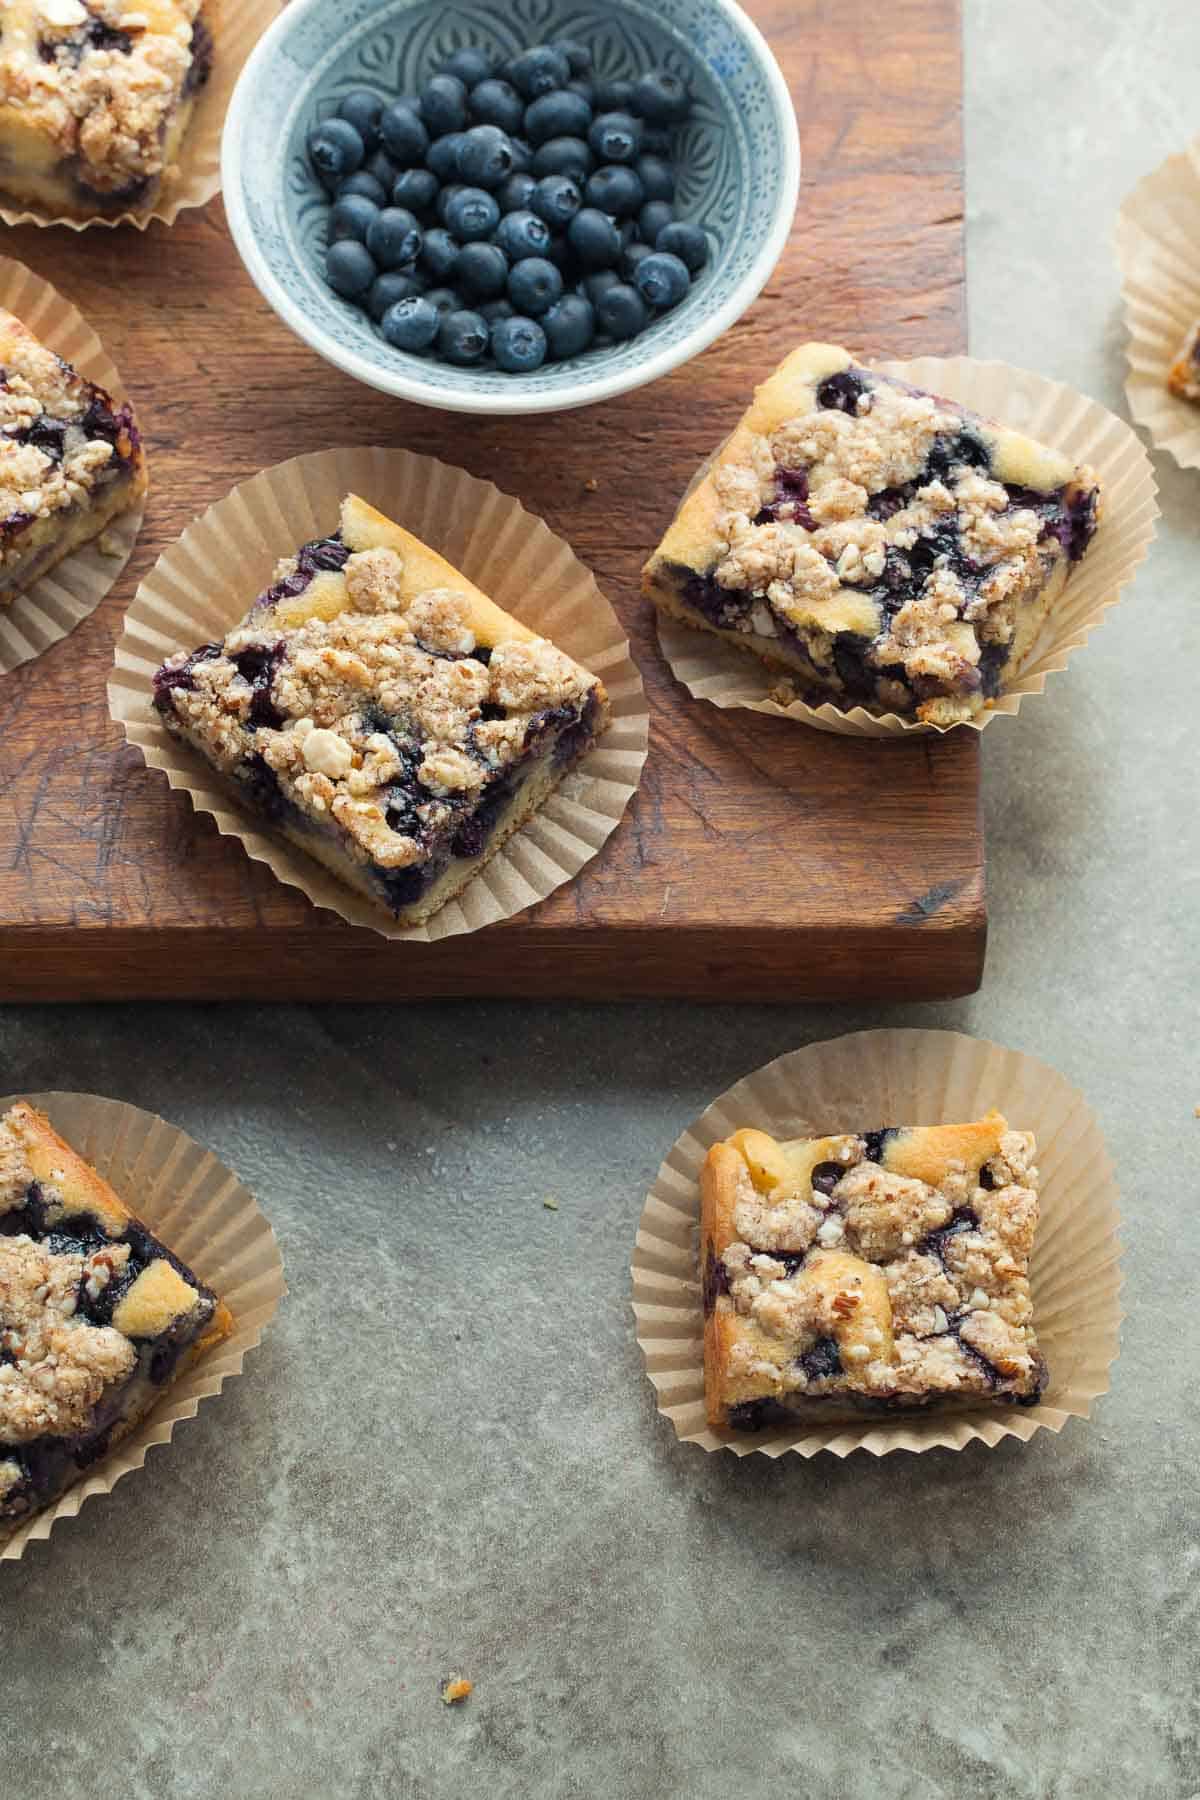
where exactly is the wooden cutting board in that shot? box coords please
[0,0,978,1002]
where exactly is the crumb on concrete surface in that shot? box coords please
[543,1195,559,1210]
[441,1677,473,1705]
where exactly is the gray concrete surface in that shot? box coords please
[2,3,1199,1795]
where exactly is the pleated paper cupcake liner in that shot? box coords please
[1116,134,1200,470]
[0,256,146,675]
[632,1029,1123,1460]
[0,0,278,231]
[0,1091,286,1562]
[656,356,1158,736]
[109,446,649,941]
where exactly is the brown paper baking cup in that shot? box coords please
[0,1090,285,1562]
[109,446,648,941]
[1116,134,1200,470]
[632,1029,1123,1460]
[657,355,1158,736]
[0,256,146,675]
[0,1,278,231]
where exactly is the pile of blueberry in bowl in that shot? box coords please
[307,41,711,375]
[222,0,800,414]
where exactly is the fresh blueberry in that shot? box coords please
[308,118,364,187]
[379,101,428,167]
[631,69,691,124]
[491,314,547,372]
[655,219,707,271]
[635,249,690,308]
[337,89,383,149]
[592,77,635,112]
[588,111,641,165]
[439,46,494,87]
[325,239,376,298]
[391,167,439,216]
[507,255,562,315]
[582,268,622,307]
[443,185,500,241]
[638,199,674,243]
[585,164,643,217]
[366,270,425,321]
[507,44,570,99]
[567,206,621,269]
[554,39,593,76]
[363,148,399,190]
[337,170,388,206]
[454,240,510,300]
[494,207,550,260]
[328,193,379,242]
[436,308,489,365]
[524,88,592,145]
[436,182,465,223]
[530,173,581,228]
[479,297,516,324]
[381,294,441,351]
[635,154,675,202]
[456,123,515,187]
[424,132,464,182]
[541,292,595,358]
[620,240,655,282]
[532,135,594,180]
[366,206,423,269]
[595,281,648,339]
[566,77,595,106]
[640,126,673,157]
[498,170,537,213]
[508,136,534,174]
[420,73,468,136]
[468,78,524,134]
[419,227,459,281]
[424,285,459,315]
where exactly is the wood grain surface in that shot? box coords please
[0,0,976,1002]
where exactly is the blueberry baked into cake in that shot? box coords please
[0,0,213,220]
[0,1101,232,1546]
[154,494,610,925]
[1166,319,1200,405]
[643,342,1103,727]
[701,1111,1048,1429]
[0,305,146,600]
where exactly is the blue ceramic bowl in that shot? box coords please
[222,0,799,415]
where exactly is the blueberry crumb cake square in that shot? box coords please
[0,0,214,220]
[701,1111,1047,1429]
[0,305,146,599]
[643,342,1102,726]
[1,1101,232,1546]
[1167,318,1200,404]
[153,494,610,925]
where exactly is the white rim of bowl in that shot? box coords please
[221,0,801,416]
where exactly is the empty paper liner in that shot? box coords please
[1116,133,1200,470]
[109,445,649,941]
[0,255,146,676]
[656,355,1158,736]
[0,0,278,231]
[632,1028,1123,1459]
[0,1090,286,1562]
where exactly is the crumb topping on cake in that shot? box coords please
[0,1234,138,1441]
[707,374,1081,703]
[0,308,141,572]
[652,353,1102,725]
[0,0,204,198]
[157,542,597,876]
[711,1120,1043,1406]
